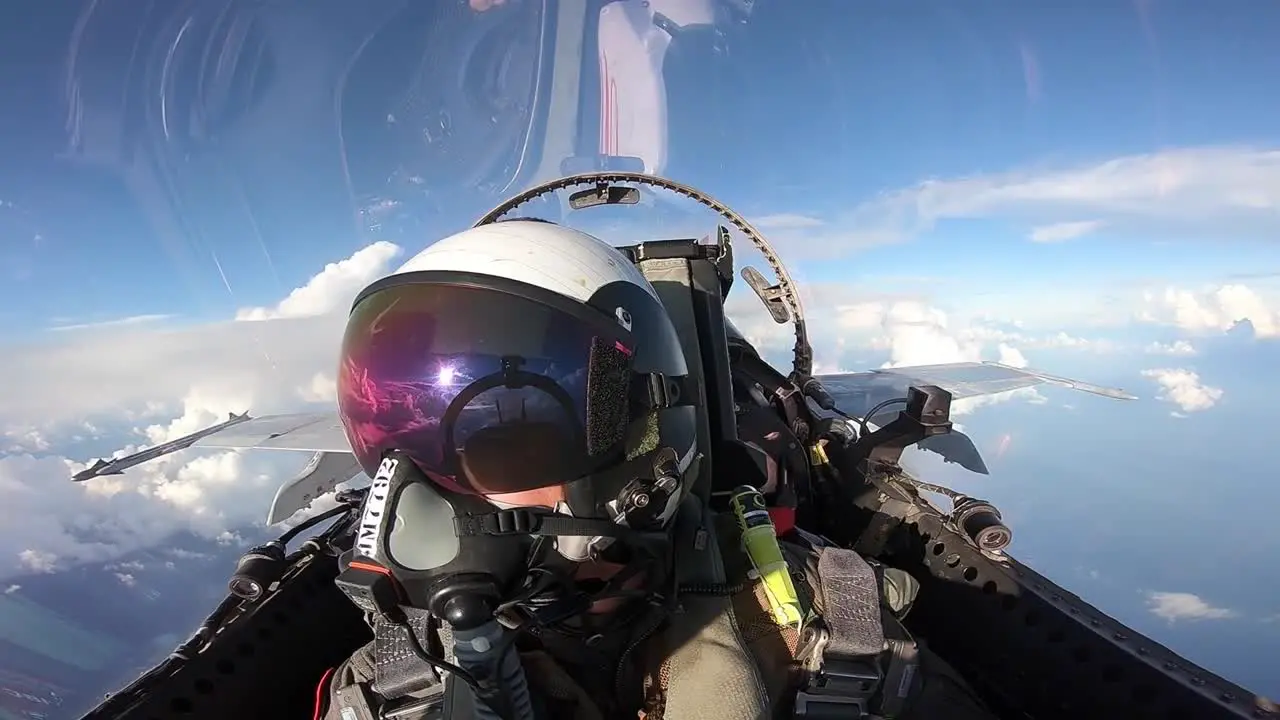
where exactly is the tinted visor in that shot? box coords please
[337,281,636,494]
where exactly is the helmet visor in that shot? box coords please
[337,280,637,495]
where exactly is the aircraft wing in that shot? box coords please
[71,412,349,482]
[815,361,1136,475]
[816,360,1137,420]
[70,411,361,525]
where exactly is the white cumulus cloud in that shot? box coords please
[236,241,402,321]
[1141,368,1223,414]
[1147,591,1236,623]
[0,243,400,581]
[1139,283,1279,338]
[18,549,58,573]
[1145,340,1197,356]
[997,343,1029,368]
[726,284,1046,414]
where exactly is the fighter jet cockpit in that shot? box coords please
[1,2,1277,720]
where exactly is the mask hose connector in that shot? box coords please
[436,590,535,720]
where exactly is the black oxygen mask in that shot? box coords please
[335,449,533,624]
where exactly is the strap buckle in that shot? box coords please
[641,372,695,409]
[794,659,881,719]
[649,373,677,407]
[489,509,543,535]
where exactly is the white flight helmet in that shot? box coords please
[336,220,699,562]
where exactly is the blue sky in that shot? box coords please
[2,0,1280,713]
[5,1,1280,331]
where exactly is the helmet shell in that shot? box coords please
[343,220,699,551]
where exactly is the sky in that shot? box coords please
[2,0,1280,715]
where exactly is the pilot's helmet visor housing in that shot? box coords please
[337,272,641,496]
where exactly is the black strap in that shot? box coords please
[631,372,699,412]
[454,509,638,540]
[817,547,886,659]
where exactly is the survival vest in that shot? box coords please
[636,511,925,720]
[319,496,961,720]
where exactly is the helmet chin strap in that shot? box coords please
[496,519,674,636]
[483,497,600,561]
[484,443,697,562]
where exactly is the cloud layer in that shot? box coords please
[0,242,403,580]
[0,213,1271,582]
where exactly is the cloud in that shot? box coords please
[298,372,338,403]
[726,280,1137,381]
[48,314,175,332]
[1145,340,1197,356]
[726,285,1047,413]
[4,426,50,453]
[800,146,1280,257]
[1,313,346,430]
[1138,283,1279,338]
[997,344,1029,368]
[1028,220,1104,243]
[18,549,58,573]
[729,283,986,368]
[752,214,825,230]
[1146,591,1236,622]
[235,241,402,321]
[962,326,1123,354]
[0,243,400,580]
[1141,368,1223,413]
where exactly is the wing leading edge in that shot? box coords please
[816,360,1137,421]
[70,411,359,524]
[815,361,1136,476]
[70,411,350,483]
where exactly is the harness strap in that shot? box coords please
[817,547,886,658]
[794,547,886,718]
[372,610,446,701]
[794,547,924,719]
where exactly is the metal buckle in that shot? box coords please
[794,692,867,719]
[648,373,671,408]
[794,659,881,718]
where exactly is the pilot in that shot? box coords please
[318,220,998,720]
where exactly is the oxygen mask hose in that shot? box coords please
[441,594,536,720]
[730,485,804,628]
[452,619,535,720]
